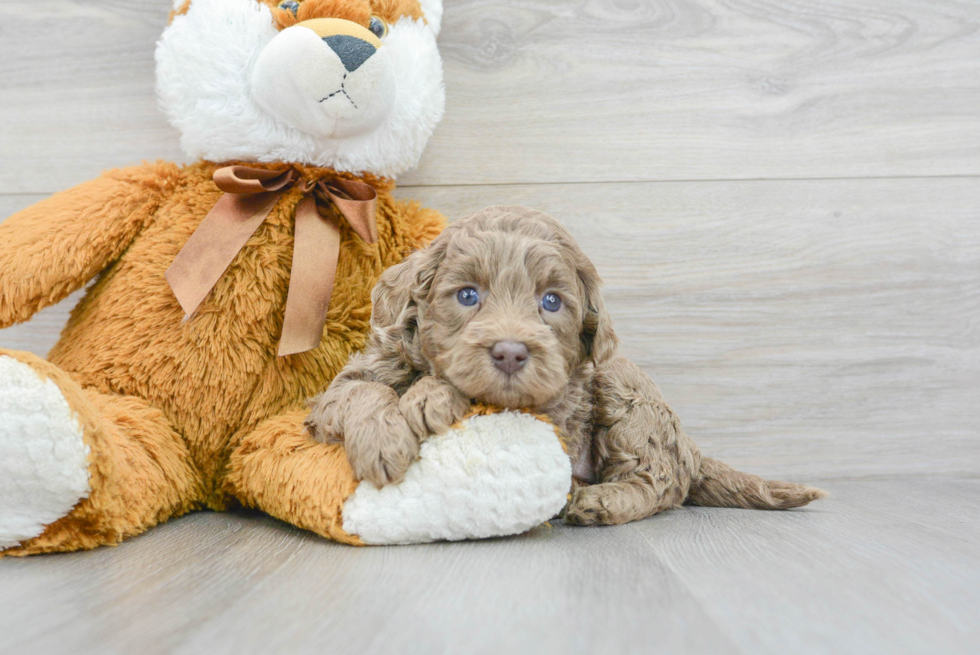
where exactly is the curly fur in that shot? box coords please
[308,205,827,523]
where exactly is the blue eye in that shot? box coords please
[457,287,480,307]
[541,293,562,312]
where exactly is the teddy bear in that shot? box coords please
[0,0,573,553]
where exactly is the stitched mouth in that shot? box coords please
[318,73,358,108]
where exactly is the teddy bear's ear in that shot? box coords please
[418,0,443,37]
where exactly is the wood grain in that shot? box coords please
[0,478,976,654]
[635,478,980,654]
[0,1,185,194]
[0,512,739,654]
[2,0,979,192]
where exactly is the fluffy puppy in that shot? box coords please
[306,206,825,525]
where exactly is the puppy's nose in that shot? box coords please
[491,341,529,375]
[324,34,376,72]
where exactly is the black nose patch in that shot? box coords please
[323,35,376,73]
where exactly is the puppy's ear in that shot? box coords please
[577,259,618,366]
[370,236,449,366]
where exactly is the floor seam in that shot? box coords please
[629,521,752,655]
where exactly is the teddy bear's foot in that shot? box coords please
[227,409,572,546]
[0,354,91,549]
[0,349,201,556]
[341,411,572,544]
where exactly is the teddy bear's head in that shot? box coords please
[157,0,444,178]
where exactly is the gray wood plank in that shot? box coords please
[634,477,980,655]
[418,0,980,185]
[0,1,185,194]
[2,1,980,193]
[4,178,978,480]
[172,519,737,655]
[1,478,977,654]
[0,512,739,655]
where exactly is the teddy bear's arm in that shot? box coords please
[0,163,178,328]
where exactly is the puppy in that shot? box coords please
[306,206,825,525]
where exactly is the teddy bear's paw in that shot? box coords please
[0,356,90,550]
[341,411,572,545]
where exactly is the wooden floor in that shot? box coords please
[1,1,978,653]
[0,478,975,655]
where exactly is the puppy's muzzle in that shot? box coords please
[491,341,528,375]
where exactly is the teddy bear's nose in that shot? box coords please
[491,341,529,375]
[323,34,376,73]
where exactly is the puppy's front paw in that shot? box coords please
[305,392,344,444]
[399,376,471,440]
[309,381,420,487]
[345,399,419,488]
[564,485,615,526]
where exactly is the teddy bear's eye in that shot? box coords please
[457,287,479,307]
[369,16,388,39]
[541,293,562,312]
[278,0,299,16]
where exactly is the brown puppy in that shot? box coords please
[306,206,825,525]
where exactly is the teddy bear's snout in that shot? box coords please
[249,16,394,140]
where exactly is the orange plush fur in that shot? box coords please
[0,159,442,555]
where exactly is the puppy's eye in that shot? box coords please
[541,293,562,312]
[456,287,480,307]
[369,16,388,38]
[278,0,299,16]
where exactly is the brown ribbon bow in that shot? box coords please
[165,165,378,356]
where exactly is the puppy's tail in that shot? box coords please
[686,457,827,510]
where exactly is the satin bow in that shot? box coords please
[165,165,378,356]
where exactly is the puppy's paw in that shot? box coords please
[345,391,420,487]
[307,381,420,487]
[564,485,616,526]
[399,376,471,440]
[305,392,344,444]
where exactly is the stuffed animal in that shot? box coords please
[0,0,572,554]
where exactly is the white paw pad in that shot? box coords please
[0,356,90,549]
[342,411,572,545]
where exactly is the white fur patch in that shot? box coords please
[250,24,396,140]
[0,356,91,550]
[156,0,444,178]
[342,411,572,545]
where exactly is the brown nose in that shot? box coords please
[491,341,529,375]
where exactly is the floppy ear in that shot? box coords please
[417,0,444,36]
[369,235,449,368]
[577,259,618,365]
